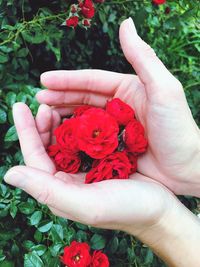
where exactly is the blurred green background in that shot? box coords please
[0,0,199,266]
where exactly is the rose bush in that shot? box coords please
[0,0,199,266]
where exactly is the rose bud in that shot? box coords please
[66,16,79,28]
[83,19,91,27]
[71,4,78,13]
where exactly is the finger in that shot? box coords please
[13,103,56,173]
[35,104,52,148]
[119,18,183,100]
[40,70,124,94]
[4,166,101,225]
[52,106,78,117]
[36,90,110,107]
[51,110,61,144]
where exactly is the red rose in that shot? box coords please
[124,119,148,154]
[77,108,119,159]
[106,98,135,126]
[81,0,95,19]
[61,241,91,267]
[66,16,79,27]
[83,19,91,27]
[48,145,81,173]
[125,151,137,174]
[74,105,93,117]
[85,151,131,183]
[71,4,78,13]
[152,0,166,5]
[54,118,79,153]
[90,251,109,267]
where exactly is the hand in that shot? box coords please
[4,102,178,237]
[4,103,200,267]
[36,18,200,197]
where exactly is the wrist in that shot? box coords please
[128,198,200,267]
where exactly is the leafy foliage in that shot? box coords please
[0,0,199,266]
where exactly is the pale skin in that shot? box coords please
[4,18,200,267]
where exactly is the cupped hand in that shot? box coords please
[36,18,200,197]
[4,102,179,238]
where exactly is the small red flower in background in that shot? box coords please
[61,241,91,267]
[81,0,95,19]
[66,16,79,28]
[60,242,109,267]
[90,251,109,267]
[71,4,78,13]
[106,98,135,126]
[85,151,132,183]
[77,108,119,159]
[83,19,91,27]
[152,0,166,5]
[124,119,148,154]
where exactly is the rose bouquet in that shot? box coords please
[48,98,148,183]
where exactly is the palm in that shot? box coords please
[12,102,175,231]
[51,170,173,233]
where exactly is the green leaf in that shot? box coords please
[49,243,63,257]
[4,126,18,142]
[30,211,43,226]
[107,236,119,254]
[11,243,20,256]
[18,202,35,215]
[37,220,53,233]
[24,251,44,267]
[50,224,63,242]
[10,202,18,218]
[17,48,29,57]
[118,238,128,254]
[0,52,8,63]
[0,228,20,241]
[5,92,16,106]
[0,109,7,124]
[34,230,43,243]
[23,240,35,250]
[145,248,154,264]
[76,230,88,242]
[31,245,46,256]
[90,234,106,250]
[75,222,88,230]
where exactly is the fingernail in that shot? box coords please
[127,17,137,34]
[4,171,26,188]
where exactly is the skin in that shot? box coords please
[35,18,200,197]
[4,18,200,267]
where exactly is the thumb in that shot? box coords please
[4,166,97,225]
[119,18,182,100]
